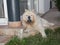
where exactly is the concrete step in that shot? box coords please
[0,25,22,36]
[0,25,37,43]
[0,43,5,45]
[0,36,11,43]
[0,36,12,45]
[0,25,21,44]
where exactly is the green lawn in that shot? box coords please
[5,27,60,45]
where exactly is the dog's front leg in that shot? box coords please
[23,27,30,33]
[38,28,47,38]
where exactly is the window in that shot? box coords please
[0,0,8,25]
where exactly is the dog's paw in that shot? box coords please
[42,35,47,38]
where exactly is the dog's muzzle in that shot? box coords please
[27,16,32,23]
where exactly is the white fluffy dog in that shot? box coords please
[22,9,54,38]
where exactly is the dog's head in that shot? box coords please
[22,9,36,24]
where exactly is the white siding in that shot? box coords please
[39,0,50,14]
[39,0,45,14]
[44,0,50,13]
[27,0,50,14]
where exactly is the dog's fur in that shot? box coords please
[22,9,54,38]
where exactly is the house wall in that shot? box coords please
[39,0,45,14]
[28,0,50,14]
[39,0,50,14]
[33,0,38,13]
[44,0,50,13]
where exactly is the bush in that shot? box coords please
[55,0,60,11]
[5,36,21,45]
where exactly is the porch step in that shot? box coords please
[0,25,37,37]
[0,36,12,45]
[0,25,22,36]
[0,25,21,44]
[0,36,11,43]
[0,43,5,45]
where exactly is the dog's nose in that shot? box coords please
[27,16,31,22]
[28,16,30,19]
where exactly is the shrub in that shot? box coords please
[5,36,21,45]
[55,0,60,11]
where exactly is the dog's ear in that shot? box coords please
[25,9,28,12]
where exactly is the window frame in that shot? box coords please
[0,0,8,25]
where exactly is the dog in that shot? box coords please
[22,9,54,38]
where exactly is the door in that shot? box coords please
[0,0,8,25]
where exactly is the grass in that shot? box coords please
[5,27,60,45]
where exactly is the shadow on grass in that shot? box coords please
[5,27,60,45]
